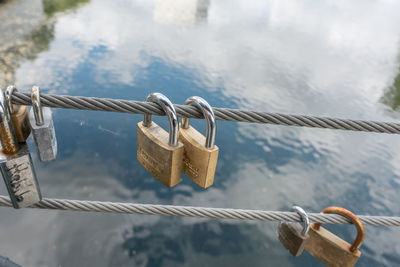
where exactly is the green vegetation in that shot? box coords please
[42,0,89,16]
[26,24,55,61]
[381,60,400,110]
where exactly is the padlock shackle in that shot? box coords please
[292,206,310,236]
[312,206,365,253]
[0,89,11,123]
[31,86,44,126]
[0,89,19,154]
[4,85,17,114]
[143,93,179,146]
[181,96,216,149]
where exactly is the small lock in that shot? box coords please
[29,86,58,162]
[5,85,31,143]
[179,96,218,188]
[137,93,184,187]
[278,206,310,256]
[0,89,41,209]
[305,207,365,267]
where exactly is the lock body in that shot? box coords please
[137,121,184,187]
[10,105,30,143]
[0,144,41,208]
[305,225,361,267]
[29,107,57,162]
[179,125,218,188]
[278,222,309,256]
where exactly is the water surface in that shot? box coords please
[0,0,400,266]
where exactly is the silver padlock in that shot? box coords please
[29,86,57,162]
[0,88,41,208]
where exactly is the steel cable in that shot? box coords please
[0,196,399,226]
[11,92,400,134]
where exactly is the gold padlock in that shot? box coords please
[5,86,30,143]
[137,93,184,187]
[305,207,365,267]
[179,96,218,188]
[278,206,310,256]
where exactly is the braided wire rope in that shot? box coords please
[5,92,400,227]
[11,92,400,134]
[0,196,399,226]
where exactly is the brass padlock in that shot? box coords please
[278,206,310,256]
[5,86,30,143]
[137,93,184,187]
[179,96,218,188]
[305,207,365,267]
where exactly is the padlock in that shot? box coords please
[5,85,31,143]
[137,93,184,187]
[28,86,57,162]
[278,206,310,256]
[0,89,41,209]
[179,96,218,188]
[305,206,365,267]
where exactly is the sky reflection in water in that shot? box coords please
[0,0,400,266]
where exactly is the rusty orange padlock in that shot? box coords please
[305,207,365,267]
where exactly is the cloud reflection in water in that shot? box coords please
[0,0,400,266]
